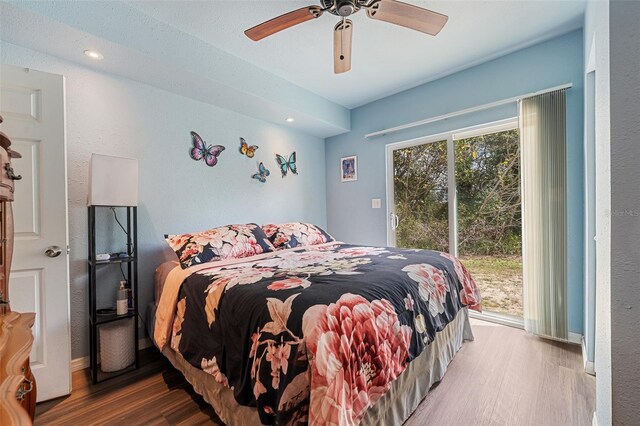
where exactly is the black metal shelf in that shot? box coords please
[94,362,138,383]
[88,257,137,265]
[88,206,139,384]
[92,311,137,325]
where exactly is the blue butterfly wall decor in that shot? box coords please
[189,131,225,167]
[275,152,297,178]
[252,162,270,183]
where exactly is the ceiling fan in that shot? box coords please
[244,0,448,74]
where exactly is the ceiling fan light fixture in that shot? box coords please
[336,0,358,16]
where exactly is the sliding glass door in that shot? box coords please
[387,120,522,319]
[454,129,522,318]
[390,139,450,252]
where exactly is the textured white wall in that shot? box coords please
[584,1,612,424]
[609,1,640,423]
[1,42,327,359]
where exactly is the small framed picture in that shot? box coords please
[341,155,357,182]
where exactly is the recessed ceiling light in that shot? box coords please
[285,117,295,123]
[84,50,104,60]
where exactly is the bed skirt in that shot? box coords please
[148,304,474,425]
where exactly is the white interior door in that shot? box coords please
[0,64,71,401]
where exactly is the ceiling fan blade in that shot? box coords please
[366,0,448,36]
[245,6,323,41]
[334,19,353,74]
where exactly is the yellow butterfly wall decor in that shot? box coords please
[239,137,258,158]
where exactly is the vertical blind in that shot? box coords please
[520,89,568,340]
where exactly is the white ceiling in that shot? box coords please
[129,0,586,108]
[1,1,586,137]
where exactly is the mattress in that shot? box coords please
[152,242,481,425]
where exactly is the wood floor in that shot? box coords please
[35,319,594,426]
[405,319,595,425]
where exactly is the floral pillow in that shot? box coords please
[261,222,334,250]
[166,223,275,269]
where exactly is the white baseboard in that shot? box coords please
[70,337,154,372]
[70,356,90,372]
[581,337,596,375]
[592,411,598,426]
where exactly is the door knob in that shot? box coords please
[45,246,62,258]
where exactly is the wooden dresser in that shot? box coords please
[0,311,36,425]
[0,114,36,425]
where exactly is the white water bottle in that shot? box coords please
[116,281,128,315]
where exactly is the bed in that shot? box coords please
[151,223,481,426]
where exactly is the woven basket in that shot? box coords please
[99,318,135,372]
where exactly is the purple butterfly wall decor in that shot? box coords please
[189,131,225,167]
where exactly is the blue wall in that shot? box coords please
[325,30,585,334]
[2,42,327,358]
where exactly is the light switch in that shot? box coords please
[371,198,381,209]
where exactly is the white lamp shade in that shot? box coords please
[88,154,138,206]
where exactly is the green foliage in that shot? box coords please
[394,130,521,255]
[394,140,449,252]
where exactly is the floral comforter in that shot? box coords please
[165,243,481,425]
